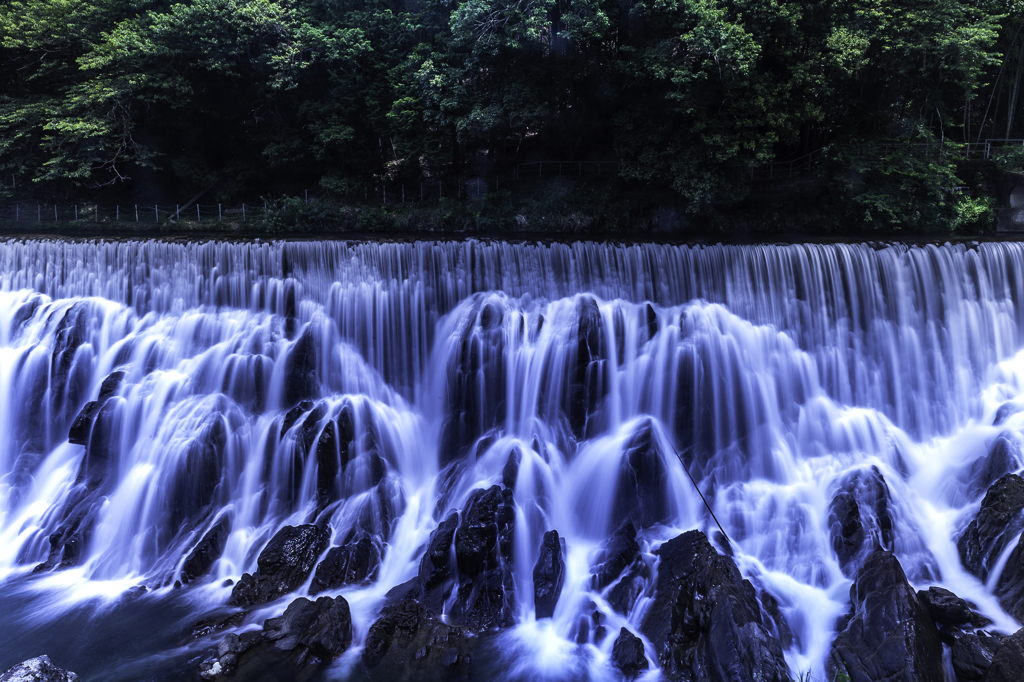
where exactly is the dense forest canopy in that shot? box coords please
[0,0,1022,226]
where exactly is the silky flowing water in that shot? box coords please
[0,239,1021,681]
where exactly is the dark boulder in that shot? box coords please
[502,448,520,490]
[284,327,320,407]
[969,436,1022,500]
[958,474,1024,581]
[309,533,381,596]
[994,539,1024,622]
[231,525,330,606]
[419,513,459,609]
[569,296,608,439]
[640,530,789,682]
[981,628,1024,682]
[199,595,351,680]
[917,586,973,626]
[449,486,515,629]
[533,530,565,619]
[614,419,670,529]
[0,656,78,682]
[263,596,353,664]
[438,298,508,466]
[611,628,649,679]
[362,588,478,682]
[591,521,641,591]
[828,466,894,576]
[67,371,125,446]
[181,515,231,583]
[827,550,943,682]
[952,631,1005,681]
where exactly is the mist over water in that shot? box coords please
[0,239,1022,681]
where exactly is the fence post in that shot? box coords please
[197,204,200,221]
[154,205,158,222]
[264,201,267,220]
[95,205,98,222]
[135,205,138,222]
[242,203,246,222]
[176,205,180,221]
[74,205,78,221]
[219,204,222,221]
[116,205,119,222]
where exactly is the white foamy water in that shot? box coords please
[0,239,1022,680]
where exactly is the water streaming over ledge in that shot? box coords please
[0,239,1023,680]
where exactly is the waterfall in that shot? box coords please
[0,239,1023,681]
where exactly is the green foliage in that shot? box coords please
[0,0,1015,233]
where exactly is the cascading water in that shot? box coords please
[1,239,1023,681]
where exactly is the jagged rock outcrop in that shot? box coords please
[230,525,330,606]
[640,530,790,682]
[0,656,78,682]
[917,586,973,626]
[362,485,516,680]
[827,550,943,682]
[198,595,352,680]
[181,514,231,583]
[968,435,1022,499]
[611,628,649,679]
[614,419,670,528]
[952,631,1006,682]
[828,466,895,576]
[958,474,1024,581]
[591,520,650,616]
[979,628,1024,682]
[309,532,381,595]
[532,530,565,619]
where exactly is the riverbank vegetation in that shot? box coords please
[1,0,1023,234]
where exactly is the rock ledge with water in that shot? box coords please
[0,656,78,682]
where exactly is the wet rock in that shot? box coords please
[951,631,1005,681]
[200,595,351,680]
[419,512,459,609]
[758,588,794,650]
[994,538,1024,621]
[284,327,320,406]
[191,611,246,639]
[169,417,228,530]
[611,628,649,679]
[917,586,972,626]
[262,596,352,664]
[309,533,381,595]
[640,530,789,682]
[362,589,477,681]
[958,474,1024,581]
[439,297,508,465]
[994,402,1022,426]
[981,628,1024,682]
[533,530,565,619]
[591,521,641,591]
[502,448,520,489]
[66,371,125,446]
[614,419,670,529]
[230,525,330,606]
[970,436,1022,500]
[181,515,231,584]
[0,656,78,682]
[827,550,942,682]
[450,486,515,629]
[569,296,607,439]
[828,466,894,576]
[606,558,651,616]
